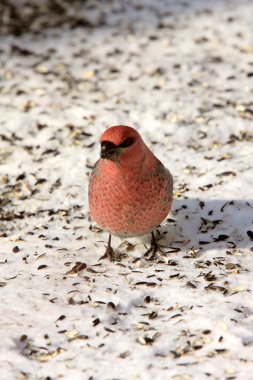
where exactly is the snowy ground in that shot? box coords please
[0,0,253,379]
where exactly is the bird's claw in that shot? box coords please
[99,246,127,262]
[144,232,163,261]
[144,245,158,261]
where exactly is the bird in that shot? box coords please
[88,125,173,261]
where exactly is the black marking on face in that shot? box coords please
[118,137,135,148]
[100,141,116,159]
[100,137,135,160]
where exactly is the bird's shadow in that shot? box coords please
[158,198,253,253]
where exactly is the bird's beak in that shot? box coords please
[100,141,118,160]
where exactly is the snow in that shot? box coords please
[0,0,253,379]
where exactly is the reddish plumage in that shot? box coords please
[88,125,173,258]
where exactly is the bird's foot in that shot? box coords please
[99,246,126,262]
[144,231,163,261]
[99,234,127,262]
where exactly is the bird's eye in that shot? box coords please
[119,137,135,148]
[101,140,116,150]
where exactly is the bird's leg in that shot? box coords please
[99,234,115,261]
[99,234,125,262]
[144,231,162,260]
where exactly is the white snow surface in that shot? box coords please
[0,0,253,379]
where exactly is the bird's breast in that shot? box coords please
[88,161,173,237]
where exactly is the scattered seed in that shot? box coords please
[37,264,48,270]
[247,231,253,241]
[226,263,236,270]
[13,246,20,253]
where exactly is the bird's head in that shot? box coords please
[100,125,143,164]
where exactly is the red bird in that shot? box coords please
[88,125,173,260]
